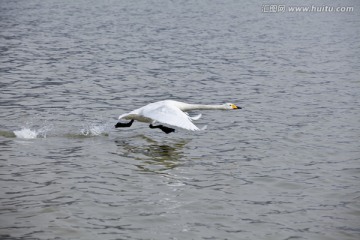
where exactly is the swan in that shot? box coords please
[115,100,241,134]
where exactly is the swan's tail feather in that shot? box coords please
[190,114,202,121]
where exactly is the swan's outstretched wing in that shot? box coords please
[141,104,200,131]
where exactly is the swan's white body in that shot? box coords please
[118,100,239,131]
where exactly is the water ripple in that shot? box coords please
[1,0,359,239]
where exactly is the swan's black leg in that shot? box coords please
[115,119,134,128]
[149,124,175,134]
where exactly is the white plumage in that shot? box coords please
[116,100,240,133]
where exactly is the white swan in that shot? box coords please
[115,100,241,134]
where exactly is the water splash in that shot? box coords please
[10,118,112,139]
[13,128,38,139]
[80,123,110,137]
[12,117,53,139]
[13,126,51,139]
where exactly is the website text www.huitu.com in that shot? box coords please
[262,5,354,13]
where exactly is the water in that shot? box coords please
[1,0,359,239]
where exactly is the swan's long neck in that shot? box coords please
[180,103,226,111]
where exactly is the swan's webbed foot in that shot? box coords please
[160,126,175,134]
[115,119,134,128]
[149,124,175,134]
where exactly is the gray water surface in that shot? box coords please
[1,0,359,239]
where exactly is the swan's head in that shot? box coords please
[224,103,241,110]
